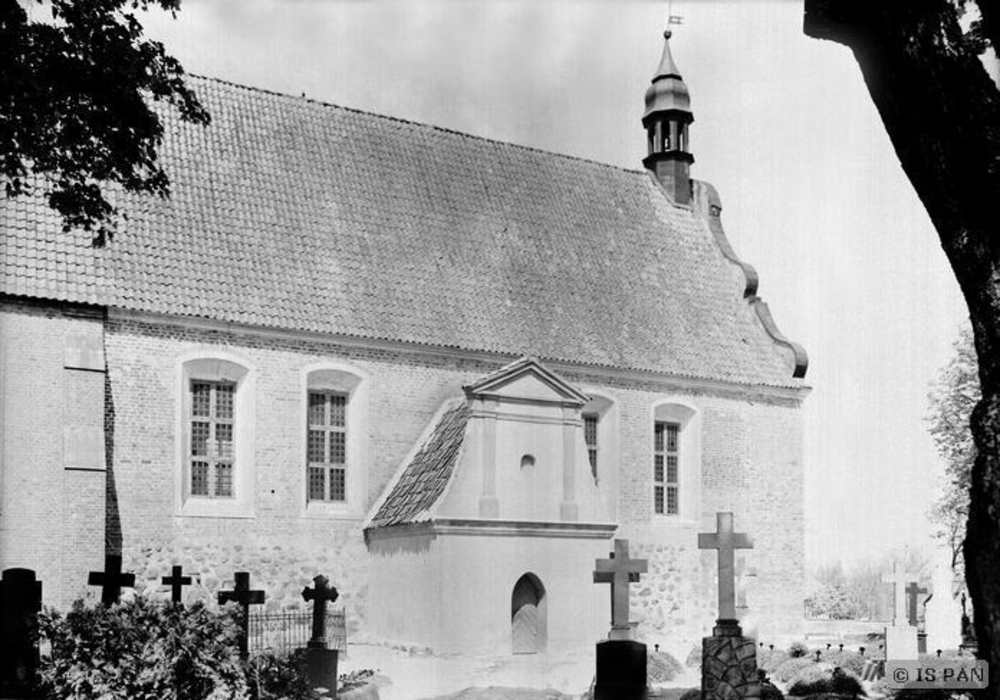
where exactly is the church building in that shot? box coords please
[0,30,809,655]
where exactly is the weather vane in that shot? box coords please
[667,0,684,34]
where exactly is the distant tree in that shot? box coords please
[803,1,1000,688]
[0,0,209,246]
[927,327,978,575]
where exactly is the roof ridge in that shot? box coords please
[185,73,645,177]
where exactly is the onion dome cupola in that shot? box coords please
[642,30,694,204]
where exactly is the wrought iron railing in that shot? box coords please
[247,609,347,655]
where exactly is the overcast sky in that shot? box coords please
[126,0,970,567]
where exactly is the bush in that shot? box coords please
[822,651,866,676]
[759,648,791,674]
[649,649,685,683]
[339,669,375,693]
[245,650,319,699]
[38,597,248,700]
[686,644,702,668]
[789,641,810,658]
[773,658,816,684]
[759,669,785,700]
[787,667,864,698]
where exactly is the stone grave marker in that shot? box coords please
[882,563,919,660]
[735,553,759,640]
[698,512,759,700]
[88,553,136,606]
[925,550,962,652]
[735,554,756,611]
[0,568,42,697]
[906,581,928,626]
[592,539,648,700]
[218,571,265,659]
[302,574,340,694]
[162,565,194,605]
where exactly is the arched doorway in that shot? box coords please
[511,573,547,654]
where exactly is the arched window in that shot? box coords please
[651,400,700,519]
[176,353,255,518]
[303,363,368,517]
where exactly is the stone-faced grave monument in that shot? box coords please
[882,563,919,660]
[593,539,648,700]
[699,512,759,700]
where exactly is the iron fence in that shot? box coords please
[247,609,347,655]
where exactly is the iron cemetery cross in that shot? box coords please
[218,571,266,658]
[882,564,917,626]
[302,574,339,649]
[593,539,648,640]
[905,581,928,627]
[88,554,136,606]
[698,512,753,625]
[162,565,193,605]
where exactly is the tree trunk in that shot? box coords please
[804,1,1000,695]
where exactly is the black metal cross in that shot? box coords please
[218,571,265,658]
[87,554,136,606]
[302,574,339,649]
[161,565,193,605]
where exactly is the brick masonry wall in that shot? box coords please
[0,301,106,607]
[4,302,805,653]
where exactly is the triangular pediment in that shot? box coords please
[463,356,589,406]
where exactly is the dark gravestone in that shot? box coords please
[302,575,340,695]
[593,539,648,700]
[906,581,928,627]
[0,568,43,697]
[218,572,265,659]
[162,565,193,605]
[88,553,135,606]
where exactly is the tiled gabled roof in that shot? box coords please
[1,76,804,387]
[368,399,470,529]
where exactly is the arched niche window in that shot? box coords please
[176,353,255,518]
[303,363,368,518]
[651,400,701,520]
[582,394,619,481]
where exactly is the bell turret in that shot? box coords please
[642,30,694,204]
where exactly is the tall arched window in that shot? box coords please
[651,400,700,519]
[176,353,255,518]
[303,363,368,517]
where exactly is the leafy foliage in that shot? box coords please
[37,597,248,699]
[927,327,978,574]
[789,641,811,659]
[787,666,865,698]
[244,650,320,700]
[773,658,817,685]
[0,0,209,245]
[647,649,684,683]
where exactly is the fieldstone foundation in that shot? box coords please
[702,622,760,700]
